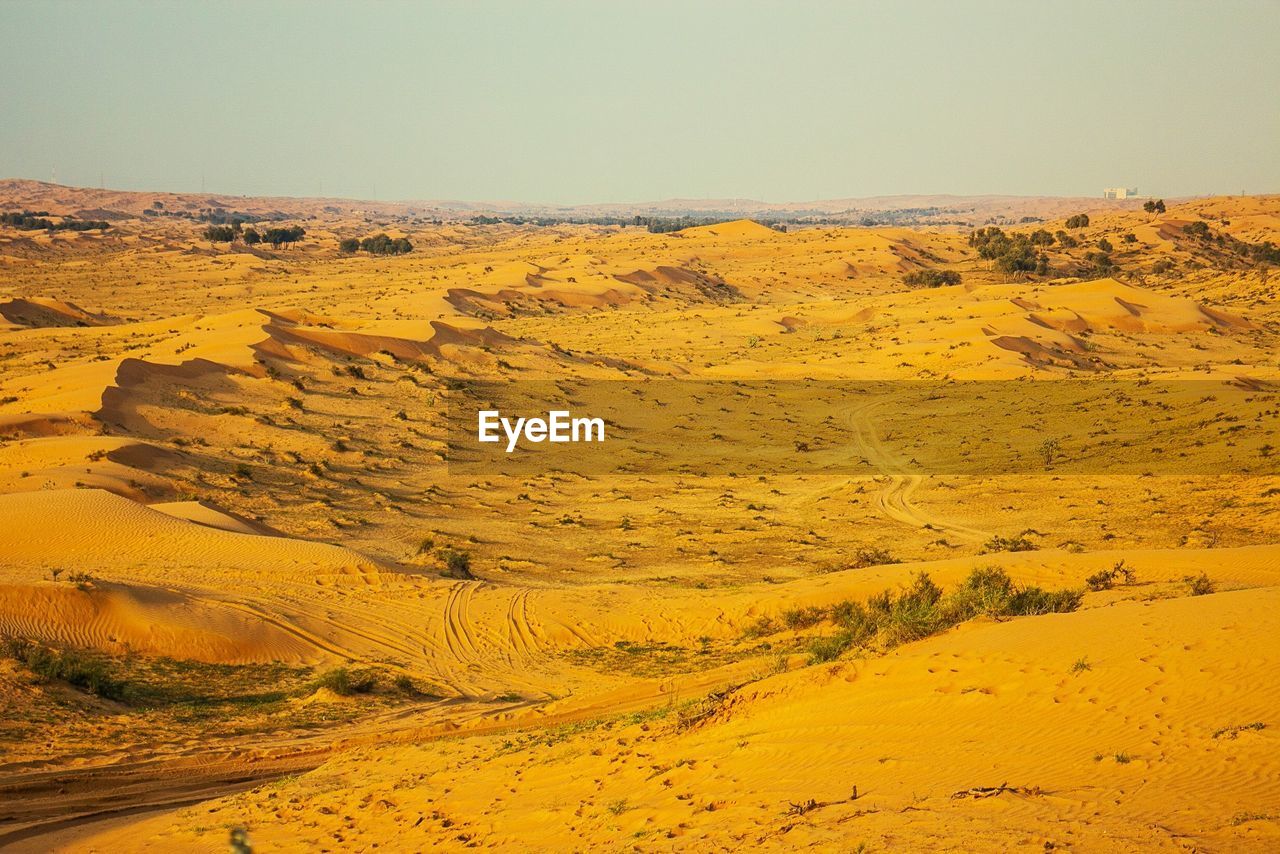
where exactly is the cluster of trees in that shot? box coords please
[261,226,305,248]
[1064,213,1090,229]
[1081,251,1115,275]
[1249,241,1280,265]
[644,216,711,233]
[202,224,239,242]
[1,210,110,231]
[902,269,961,287]
[202,221,262,244]
[968,226,1050,275]
[145,204,286,223]
[204,221,303,247]
[197,209,264,226]
[339,233,413,255]
[1143,199,1166,215]
[144,206,194,219]
[1177,220,1280,266]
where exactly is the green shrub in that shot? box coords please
[439,549,475,580]
[1085,560,1136,592]
[801,567,1081,664]
[902,269,961,288]
[781,606,826,630]
[1184,573,1215,596]
[3,638,129,701]
[1006,586,1083,615]
[980,534,1037,554]
[942,565,1015,618]
[1085,570,1114,591]
[311,667,377,696]
[851,546,899,568]
[808,631,854,664]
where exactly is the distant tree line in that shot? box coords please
[635,215,786,234]
[643,216,712,233]
[203,222,303,248]
[1,210,110,232]
[145,205,286,223]
[197,209,265,226]
[339,233,413,255]
[261,226,305,248]
[856,208,945,226]
[465,214,789,233]
[203,224,239,242]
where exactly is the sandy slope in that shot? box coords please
[52,584,1280,852]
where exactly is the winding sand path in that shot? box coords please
[846,398,991,542]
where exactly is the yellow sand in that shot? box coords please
[0,187,1277,850]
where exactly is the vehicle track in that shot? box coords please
[846,399,991,542]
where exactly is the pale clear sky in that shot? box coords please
[1,0,1277,204]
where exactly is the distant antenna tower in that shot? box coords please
[201,171,206,193]
[51,165,57,184]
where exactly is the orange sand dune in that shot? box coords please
[149,500,284,536]
[0,582,330,664]
[63,583,1280,852]
[0,297,117,329]
[0,489,387,584]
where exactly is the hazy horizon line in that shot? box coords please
[3,175,1251,211]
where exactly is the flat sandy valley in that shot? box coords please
[1,181,1278,851]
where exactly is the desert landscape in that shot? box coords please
[0,176,1276,852]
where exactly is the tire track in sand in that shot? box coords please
[847,399,991,542]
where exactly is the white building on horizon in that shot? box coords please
[1103,187,1138,199]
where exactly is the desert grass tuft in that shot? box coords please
[804,568,1082,665]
